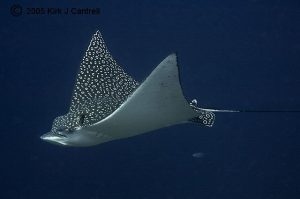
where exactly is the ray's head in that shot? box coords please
[40,113,88,146]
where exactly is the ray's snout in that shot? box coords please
[40,133,53,143]
[40,132,67,146]
[40,133,50,140]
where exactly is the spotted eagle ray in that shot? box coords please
[40,30,257,147]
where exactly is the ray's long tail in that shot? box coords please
[188,99,300,127]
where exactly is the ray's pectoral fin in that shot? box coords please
[94,53,214,139]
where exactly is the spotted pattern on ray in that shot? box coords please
[189,100,215,127]
[189,111,215,127]
[50,31,139,134]
[70,30,139,114]
[51,96,120,133]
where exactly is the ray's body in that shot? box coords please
[41,31,214,147]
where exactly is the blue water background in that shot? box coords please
[1,0,300,198]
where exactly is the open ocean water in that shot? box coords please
[1,0,299,198]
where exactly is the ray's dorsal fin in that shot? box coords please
[69,31,139,114]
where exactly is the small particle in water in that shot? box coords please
[192,152,205,158]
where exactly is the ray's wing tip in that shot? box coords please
[169,52,177,59]
[165,53,178,65]
[94,30,103,37]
